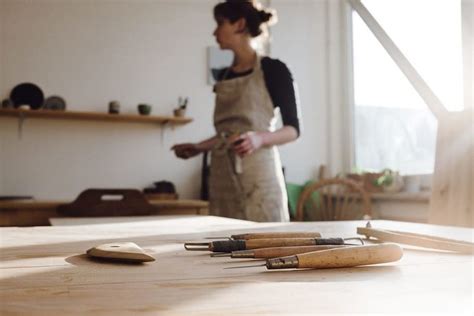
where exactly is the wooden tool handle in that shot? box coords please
[232,232,322,240]
[254,245,347,258]
[358,227,474,253]
[246,238,344,249]
[296,243,403,269]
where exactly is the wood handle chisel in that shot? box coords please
[185,237,363,252]
[212,245,349,259]
[206,232,322,240]
[227,243,403,270]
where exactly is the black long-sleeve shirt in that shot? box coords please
[214,57,301,136]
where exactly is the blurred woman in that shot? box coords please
[172,0,301,222]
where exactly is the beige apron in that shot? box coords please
[209,55,289,222]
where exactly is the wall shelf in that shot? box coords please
[0,108,192,125]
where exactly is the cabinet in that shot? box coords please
[0,199,209,226]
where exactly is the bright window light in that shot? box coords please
[358,0,464,111]
[352,0,463,175]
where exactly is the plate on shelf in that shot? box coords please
[44,95,67,111]
[10,82,44,110]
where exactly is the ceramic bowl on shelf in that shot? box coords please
[108,101,120,114]
[138,104,152,116]
[10,82,44,110]
[44,96,67,111]
[173,108,186,117]
[1,98,13,109]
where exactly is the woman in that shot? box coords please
[172,0,301,222]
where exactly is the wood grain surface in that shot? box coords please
[1,216,473,315]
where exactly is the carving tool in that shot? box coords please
[232,137,243,174]
[206,232,322,240]
[225,243,403,270]
[358,221,474,254]
[211,244,349,259]
[184,237,364,252]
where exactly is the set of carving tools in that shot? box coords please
[184,222,474,270]
[84,222,474,265]
[184,226,404,270]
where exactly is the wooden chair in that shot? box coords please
[295,178,372,221]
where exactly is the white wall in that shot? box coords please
[0,0,4,194]
[0,0,332,200]
[272,0,329,182]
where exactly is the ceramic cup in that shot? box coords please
[1,98,13,109]
[173,108,186,117]
[108,101,120,114]
[404,175,421,193]
[138,104,152,116]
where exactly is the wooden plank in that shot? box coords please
[429,111,474,227]
[430,0,474,227]
[0,217,472,314]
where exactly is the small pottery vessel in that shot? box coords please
[173,108,186,117]
[138,104,152,116]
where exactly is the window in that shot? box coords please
[352,0,464,175]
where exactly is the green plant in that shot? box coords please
[178,97,188,110]
[374,169,394,187]
[351,167,365,174]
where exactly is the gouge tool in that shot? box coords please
[184,237,364,252]
[211,244,349,259]
[225,243,403,270]
[205,232,322,240]
[358,221,474,254]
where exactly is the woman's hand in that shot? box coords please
[171,143,202,159]
[171,136,219,160]
[233,131,264,157]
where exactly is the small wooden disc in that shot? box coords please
[86,242,155,263]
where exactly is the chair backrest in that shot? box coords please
[295,178,372,221]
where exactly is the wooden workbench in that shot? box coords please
[1,216,473,315]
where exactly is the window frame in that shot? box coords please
[345,0,470,180]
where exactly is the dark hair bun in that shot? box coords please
[258,10,272,23]
[214,1,277,37]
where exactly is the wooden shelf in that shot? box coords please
[0,108,192,125]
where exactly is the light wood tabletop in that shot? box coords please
[1,216,473,315]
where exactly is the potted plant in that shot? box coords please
[375,169,404,193]
[346,169,384,193]
[173,97,188,117]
